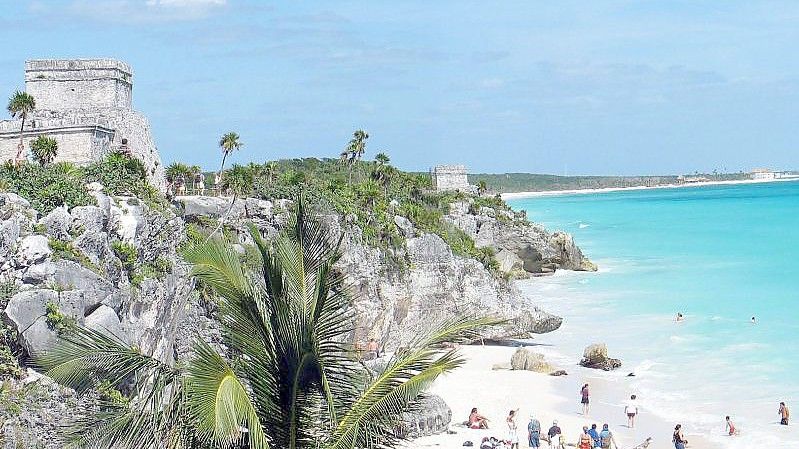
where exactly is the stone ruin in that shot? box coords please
[430,164,474,192]
[0,59,165,187]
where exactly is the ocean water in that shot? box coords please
[507,181,799,448]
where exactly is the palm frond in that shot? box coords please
[186,340,270,449]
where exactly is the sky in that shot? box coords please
[1,0,798,175]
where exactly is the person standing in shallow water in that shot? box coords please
[624,395,639,428]
[779,402,790,425]
[725,415,739,435]
[580,383,590,415]
[672,424,687,449]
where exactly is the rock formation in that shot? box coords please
[579,343,622,371]
[509,347,554,374]
[443,199,596,278]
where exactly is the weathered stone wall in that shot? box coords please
[25,59,132,111]
[0,121,114,165]
[431,164,471,191]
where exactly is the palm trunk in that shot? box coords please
[16,114,26,163]
[217,151,228,180]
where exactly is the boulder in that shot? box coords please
[15,235,52,267]
[40,206,72,241]
[407,233,452,265]
[71,205,106,235]
[551,232,597,272]
[492,362,512,370]
[0,219,20,260]
[85,305,126,342]
[245,198,273,218]
[550,370,568,376]
[495,249,524,274]
[72,231,112,266]
[19,316,58,356]
[0,192,31,210]
[510,348,553,373]
[3,290,58,334]
[579,343,622,371]
[398,394,452,438]
[22,261,114,307]
[177,196,246,219]
[393,215,414,238]
[510,309,563,335]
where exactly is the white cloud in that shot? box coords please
[68,0,227,23]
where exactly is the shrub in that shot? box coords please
[44,302,76,334]
[111,241,138,283]
[48,238,100,273]
[30,136,58,166]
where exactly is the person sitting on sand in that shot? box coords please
[527,414,541,448]
[469,407,489,429]
[779,402,790,425]
[625,395,639,428]
[587,424,600,448]
[672,424,687,449]
[725,415,739,435]
[578,426,592,449]
[599,424,617,449]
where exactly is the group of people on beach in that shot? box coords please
[467,407,621,449]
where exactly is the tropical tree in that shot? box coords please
[340,129,369,185]
[218,132,243,179]
[264,161,279,185]
[370,152,392,196]
[358,179,382,208]
[7,90,36,163]
[39,200,495,449]
[165,162,192,184]
[477,180,488,196]
[374,152,390,166]
[30,135,58,166]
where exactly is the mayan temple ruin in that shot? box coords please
[0,58,164,186]
[430,164,473,192]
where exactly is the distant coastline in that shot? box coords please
[501,176,799,200]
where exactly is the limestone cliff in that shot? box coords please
[0,191,585,446]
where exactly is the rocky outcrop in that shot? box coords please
[579,343,622,371]
[510,347,554,374]
[443,199,596,278]
[398,394,452,438]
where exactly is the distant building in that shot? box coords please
[750,168,778,180]
[0,59,164,187]
[430,164,472,192]
[677,175,709,184]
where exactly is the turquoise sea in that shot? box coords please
[507,181,799,448]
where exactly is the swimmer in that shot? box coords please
[676,313,684,322]
[725,416,739,436]
[751,316,756,324]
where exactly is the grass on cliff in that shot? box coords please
[0,152,166,214]
[193,157,505,271]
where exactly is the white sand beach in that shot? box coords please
[501,177,799,200]
[406,345,713,449]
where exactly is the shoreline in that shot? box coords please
[407,345,715,449]
[500,177,799,200]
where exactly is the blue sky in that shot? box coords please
[1,1,798,175]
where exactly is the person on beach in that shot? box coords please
[365,338,380,359]
[506,409,520,449]
[469,407,489,429]
[587,424,600,448]
[580,383,590,415]
[546,421,561,448]
[527,414,541,448]
[577,426,592,449]
[624,395,639,428]
[672,424,687,449]
[598,424,617,449]
[725,415,739,435]
[779,402,790,425]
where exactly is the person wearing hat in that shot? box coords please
[527,414,541,448]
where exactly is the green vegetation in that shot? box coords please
[40,203,495,449]
[7,90,36,161]
[217,131,242,179]
[44,302,75,335]
[48,238,100,273]
[0,152,166,214]
[30,136,58,166]
[0,282,20,379]
[469,172,751,193]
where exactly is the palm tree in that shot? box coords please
[370,153,392,196]
[218,132,243,179]
[7,90,36,163]
[264,161,279,185]
[39,200,496,449]
[374,152,390,166]
[30,135,58,166]
[477,180,488,196]
[341,130,369,185]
